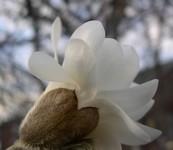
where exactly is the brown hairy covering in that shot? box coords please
[10,88,99,149]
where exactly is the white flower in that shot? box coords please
[28,17,161,150]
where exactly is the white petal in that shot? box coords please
[91,127,122,150]
[96,38,123,90]
[28,52,77,85]
[51,17,62,61]
[129,100,154,121]
[70,21,105,54]
[96,79,158,113]
[93,140,122,150]
[130,82,138,87]
[44,82,77,95]
[84,99,151,146]
[63,39,96,88]
[63,39,97,101]
[105,45,140,90]
[137,123,162,143]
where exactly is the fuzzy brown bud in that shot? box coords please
[7,88,99,150]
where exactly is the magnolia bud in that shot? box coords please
[7,88,99,150]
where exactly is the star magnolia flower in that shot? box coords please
[28,17,161,150]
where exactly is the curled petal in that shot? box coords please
[84,99,152,146]
[51,17,62,61]
[104,45,140,90]
[28,52,77,86]
[96,38,123,90]
[137,123,162,143]
[96,79,158,114]
[129,100,154,121]
[70,21,105,54]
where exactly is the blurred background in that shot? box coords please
[0,0,173,149]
